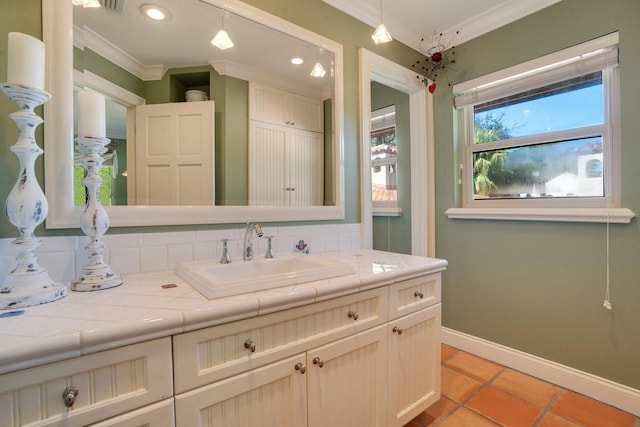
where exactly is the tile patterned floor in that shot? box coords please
[405,344,640,427]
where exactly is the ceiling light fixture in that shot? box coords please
[140,4,171,21]
[290,56,305,65]
[211,11,234,50]
[72,0,101,8]
[310,49,326,78]
[371,0,392,44]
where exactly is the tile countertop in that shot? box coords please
[0,249,447,375]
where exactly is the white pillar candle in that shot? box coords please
[7,32,45,90]
[77,91,106,138]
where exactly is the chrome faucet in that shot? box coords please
[243,222,263,260]
[219,239,232,264]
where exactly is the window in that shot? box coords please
[371,105,401,215]
[447,32,634,223]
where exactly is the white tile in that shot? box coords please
[277,225,311,237]
[109,247,141,274]
[142,231,194,246]
[141,245,168,272]
[194,242,216,261]
[195,229,239,243]
[39,236,77,252]
[74,246,90,278]
[102,233,142,248]
[39,250,76,283]
[338,230,354,251]
[167,243,194,269]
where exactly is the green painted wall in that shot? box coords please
[214,74,249,205]
[370,81,411,254]
[433,0,640,389]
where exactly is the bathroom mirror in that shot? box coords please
[43,0,344,228]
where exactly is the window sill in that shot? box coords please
[373,206,403,217]
[445,207,636,223]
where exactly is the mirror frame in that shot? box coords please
[43,0,345,228]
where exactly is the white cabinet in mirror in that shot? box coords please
[43,0,345,228]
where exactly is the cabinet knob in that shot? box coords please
[244,338,256,353]
[295,362,306,374]
[414,290,424,299]
[313,356,324,368]
[347,310,359,320]
[62,386,79,408]
[392,326,403,335]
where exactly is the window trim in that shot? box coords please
[446,32,636,223]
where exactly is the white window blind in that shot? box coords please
[454,32,619,109]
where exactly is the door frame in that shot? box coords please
[358,49,435,256]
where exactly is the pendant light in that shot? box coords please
[211,11,234,50]
[372,0,392,44]
[310,49,326,78]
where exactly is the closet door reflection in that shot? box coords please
[131,101,215,206]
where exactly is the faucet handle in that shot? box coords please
[220,239,232,264]
[265,236,275,259]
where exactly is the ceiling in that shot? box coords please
[322,0,562,53]
[74,0,336,98]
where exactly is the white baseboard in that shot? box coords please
[442,327,640,417]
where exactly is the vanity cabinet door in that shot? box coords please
[387,304,442,427]
[307,325,388,427]
[174,354,307,427]
[0,338,172,427]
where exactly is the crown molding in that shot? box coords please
[73,25,166,81]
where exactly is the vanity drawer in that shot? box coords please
[173,287,387,393]
[0,338,173,427]
[388,274,441,320]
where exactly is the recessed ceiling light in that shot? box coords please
[140,4,171,21]
[290,56,305,65]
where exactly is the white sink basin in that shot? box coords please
[176,253,356,299]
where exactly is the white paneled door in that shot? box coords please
[134,101,214,205]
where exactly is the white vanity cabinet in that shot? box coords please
[172,273,441,427]
[387,274,442,427]
[1,267,443,427]
[0,338,173,427]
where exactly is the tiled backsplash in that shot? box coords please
[0,224,361,284]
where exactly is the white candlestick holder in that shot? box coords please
[71,135,122,291]
[0,83,67,309]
